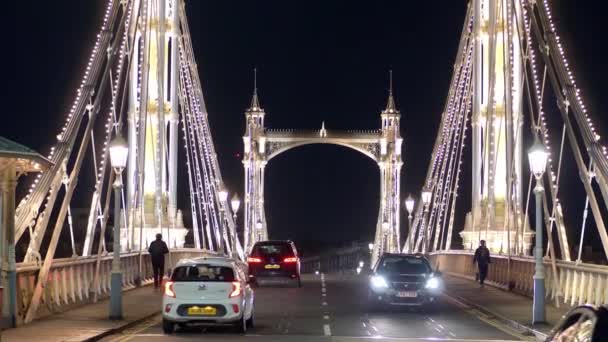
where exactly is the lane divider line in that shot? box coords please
[323,324,332,336]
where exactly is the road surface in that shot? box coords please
[101,273,532,341]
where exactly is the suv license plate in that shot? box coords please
[397,291,417,298]
[264,264,280,269]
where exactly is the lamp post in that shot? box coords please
[230,193,241,259]
[109,135,128,320]
[382,221,390,253]
[421,188,432,253]
[256,221,263,242]
[218,188,229,255]
[528,137,549,324]
[405,193,415,236]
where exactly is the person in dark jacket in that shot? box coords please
[473,240,491,287]
[148,233,169,288]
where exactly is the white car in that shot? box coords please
[162,256,255,334]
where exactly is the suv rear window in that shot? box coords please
[171,264,235,282]
[378,257,431,274]
[251,242,294,257]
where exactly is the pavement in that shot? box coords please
[0,285,163,342]
[0,273,570,342]
[441,275,570,341]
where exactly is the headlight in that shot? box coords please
[425,277,441,290]
[370,275,389,289]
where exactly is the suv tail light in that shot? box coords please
[247,257,262,263]
[229,281,242,298]
[164,281,176,298]
[283,257,298,263]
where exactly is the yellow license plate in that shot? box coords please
[187,305,217,316]
[264,264,281,269]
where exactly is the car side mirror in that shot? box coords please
[546,305,608,342]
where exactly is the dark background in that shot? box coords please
[6,1,607,258]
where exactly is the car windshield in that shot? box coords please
[252,243,293,257]
[378,257,431,274]
[171,264,235,282]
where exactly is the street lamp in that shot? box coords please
[109,135,128,320]
[528,137,548,324]
[230,193,241,258]
[421,187,432,253]
[218,188,229,255]
[382,221,390,252]
[256,221,263,242]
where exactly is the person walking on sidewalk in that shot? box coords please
[149,233,169,288]
[473,240,491,287]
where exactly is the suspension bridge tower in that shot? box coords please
[460,0,533,254]
[123,0,188,251]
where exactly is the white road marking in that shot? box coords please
[323,323,332,336]
[323,315,330,320]
[322,301,328,306]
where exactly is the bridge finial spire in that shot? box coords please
[249,67,261,111]
[384,69,398,114]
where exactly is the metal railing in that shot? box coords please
[14,249,209,323]
[429,251,608,307]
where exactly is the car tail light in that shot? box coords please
[232,304,240,313]
[229,281,242,298]
[247,257,262,263]
[164,281,176,298]
[283,257,298,263]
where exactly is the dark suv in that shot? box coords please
[368,253,442,308]
[247,240,301,287]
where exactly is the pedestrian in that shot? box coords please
[473,240,491,287]
[148,233,169,289]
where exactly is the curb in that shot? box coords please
[443,291,549,341]
[82,311,159,342]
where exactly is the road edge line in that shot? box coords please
[82,311,160,342]
[442,291,549,342]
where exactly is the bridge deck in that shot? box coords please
[1,274,569,341]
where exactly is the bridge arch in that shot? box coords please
[241,84,404,265]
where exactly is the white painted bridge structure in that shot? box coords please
[1,0,608,327]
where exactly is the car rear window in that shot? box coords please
[378,257,431,274]
[251,243,294,257]
[171,264,235,282]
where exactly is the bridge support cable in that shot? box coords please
[14,0,125,249]
[177,1,244,259]
[22,0,134,323]
[403,4,474,254]
[523,0,608,261]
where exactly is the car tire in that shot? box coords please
[297,276,302,288]
[162,319,175,334]
[234,313,247,334]
[246,311,254,329]
[367,291,381,312]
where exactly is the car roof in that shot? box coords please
[253,240,294,245]
[175,256,236,268]
[380,253,428,260]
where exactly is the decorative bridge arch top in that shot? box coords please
[263,127,382,162]
[241,73,405,266]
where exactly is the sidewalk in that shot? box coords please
[0,285,162,342]
[443,275,571,340]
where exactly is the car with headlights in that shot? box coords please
[368,253,443,308]
[247,240,302,287]
[162,256,254,334]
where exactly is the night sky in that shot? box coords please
[7,1,608,255]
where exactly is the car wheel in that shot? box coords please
[246,311,254,328]
[367,291,381,312]
[162,319,175,334]
[297,276,302,288]
[234,313,247,334]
